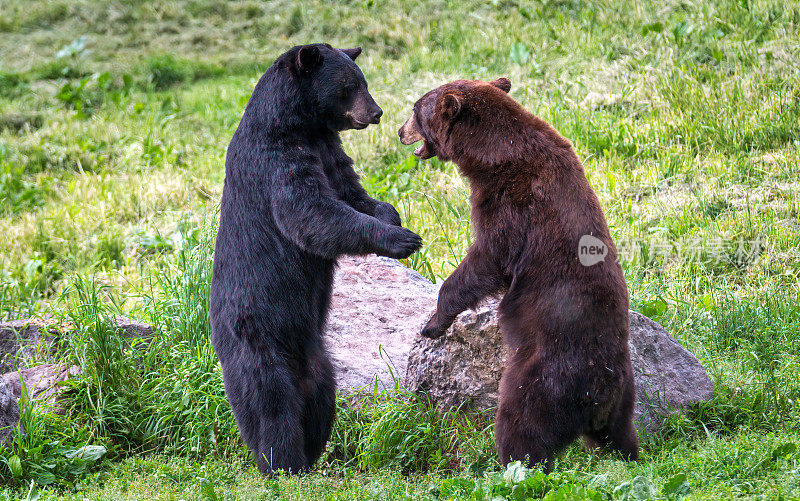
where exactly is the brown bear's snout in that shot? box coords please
[398,116,423,145]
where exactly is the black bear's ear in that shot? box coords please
[341,47,362,61]
[441,93,462,119]
[490,77,512,93]
[296,45,323,75]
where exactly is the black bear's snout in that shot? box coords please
[347,94,382,129]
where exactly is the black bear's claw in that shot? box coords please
[383,227,422,259]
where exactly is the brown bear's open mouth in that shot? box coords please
[413,140,435,159]
[399,116,435,159]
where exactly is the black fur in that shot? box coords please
[210,44,421,475]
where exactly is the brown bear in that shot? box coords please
[399,78,639,471]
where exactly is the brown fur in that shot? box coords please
[399,78,639,471]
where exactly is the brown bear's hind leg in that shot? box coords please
[582,382,639,461]
[495,407,552,471]
[612,417,640,460]
[495,357,583,473]
[582,417,639,461]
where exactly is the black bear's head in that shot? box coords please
[290,44,383,132]
[398,78,512,161]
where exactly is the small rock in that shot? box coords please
[581,92,626,109]
[114,316,156,343]
[0,376,20,444]
[579,92,652,112]
[0,316,155,373]
[0,113,43,132]
[0,318,69,373]
[755,152,781,165]
[2,364,82,414]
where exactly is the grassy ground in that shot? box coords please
[1,0,799,499]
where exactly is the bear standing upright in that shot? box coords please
[210,44,422,475]
[399,78,639,470]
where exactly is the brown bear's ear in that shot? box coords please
[341,47,362,61]
[490,77,512,93]
[441,93,462,119]
[296,45,323,75]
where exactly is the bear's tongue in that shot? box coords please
[414,144,425,156]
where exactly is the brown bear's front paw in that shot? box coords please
[421,314,451,339]
[421,324,445,339]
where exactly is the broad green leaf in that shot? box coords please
[63,445,107,462]
[771,442,797,460]
[9,455,22,478]
[606,172,617,191]
[640,297,668,320]
[614,476,657,500]
[662,473,690,498]
[698,294,715,311]
[503,461,529,484]
[642,22,664,36]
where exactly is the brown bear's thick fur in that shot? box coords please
[399,78,639,470]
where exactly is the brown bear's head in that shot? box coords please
[398,78,512,161]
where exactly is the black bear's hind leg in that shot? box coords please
[253,389,307,474]
[223,352,307,475]
[301,351,336,466]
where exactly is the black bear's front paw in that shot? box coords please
[381,227,422,259]
[374,202,402,226]
[421,313,451,339]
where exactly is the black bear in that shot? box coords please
[399,78,638,471]
[210,44,422,475]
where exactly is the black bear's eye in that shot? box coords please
[341,85,355,98]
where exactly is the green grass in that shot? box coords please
[1,0,800,498]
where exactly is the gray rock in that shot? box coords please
[328,256,713,432]
[0,317,154,373]
[628,313,715,431]
[405,298,715,432]
[0,318,66,373]
[0,113,44,132]
[0,314,150,417]
[327,255,437,392]
[114,317,155,341]
[0,376,20,444]
[2,364,82,414]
